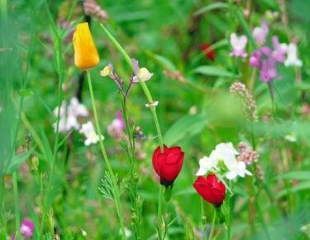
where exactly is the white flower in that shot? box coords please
[54,115,80,132]
[230,33,248,58]
[79,121,103,146]
[210,142,239,167]
[68,97,89,117]
[196,156,218,176]
[145,101,159,108]
[195,142,252,180]
[132,67,153,83]
[53,97,89,133]
[284,43,302,67]
[225,161,252,180]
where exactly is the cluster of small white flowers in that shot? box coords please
[79,121,104,146]
[196,142,253,180]
[53,97,102,146]
[53,97,89,132]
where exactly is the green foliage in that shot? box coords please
[1,0,309,239]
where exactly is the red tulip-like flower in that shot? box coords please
[200,43,216,61]
[152,145,184,187]
[193,174,226,207]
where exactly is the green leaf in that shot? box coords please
[194,2,228,16]
[6,149,34,173]
[192,66,237,78]
[18,88,34,97]
[164,113,207,145]
[277,171,310,181]
[232,6,256,46]
[146,51,176,71]
[276,181,310,198]
[296,82,310,92]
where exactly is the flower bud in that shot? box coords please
[73,22,100,70]
[152,145,184,187]
[193,174,226,207]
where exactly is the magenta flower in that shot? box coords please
[250,37,288,83]
[20,218,35,238]
[107,111,125,140]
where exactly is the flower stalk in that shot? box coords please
[99,23,164,151]
[99,23,167,239]
[86,71,126,239]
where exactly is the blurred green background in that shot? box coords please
[0,0,310,239]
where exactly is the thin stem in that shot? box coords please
[157,186,164,240]
[267,82,276,117]
[256,201,271,240]
[100,24,133,74]
[139,81,164,150]
[86,71,126,239]
[0,0,7,20]
[99,24,165,150]
[208,209,216,240]
[13,172,20,238]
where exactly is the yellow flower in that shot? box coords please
[73,22,99,70]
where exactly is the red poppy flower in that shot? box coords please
[152,145,184,187]
[193,174,226,207]
[200,43,216,61]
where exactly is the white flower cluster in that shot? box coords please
[53,97,102,146]
[196,142,252,180]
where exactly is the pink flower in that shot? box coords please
[230,33,248,58]
[250,37,287,83]
[252,22,269,45]
[249,50,262,68]
[107,111,125,140]
[20,218,35,238]
[271,36,287,63]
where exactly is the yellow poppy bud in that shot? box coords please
[73,22,100,70]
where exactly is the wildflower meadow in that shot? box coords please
[1,0,310,239]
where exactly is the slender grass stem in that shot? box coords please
[208,209,216,240]
[12,172,20,239]
[157,186,164,240]
[86,71,126,239]
[0,0,7,20]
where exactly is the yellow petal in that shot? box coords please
[73,22,100,70]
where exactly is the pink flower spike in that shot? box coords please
[107,112,125,140]
[252,21,269,45]
[20,218,35,238]
[230,33,248,58]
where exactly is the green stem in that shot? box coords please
[0,0,7,20]
[139,81,164,150]
[121,97,142,239]
[86,71,126,239]
[157,186,164,240]
[13,172,20,238]
[99,23,164,150]
[209,209,216,240]
[100,24,132,75]
[121,98,135,167]
[256,201,271,240]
